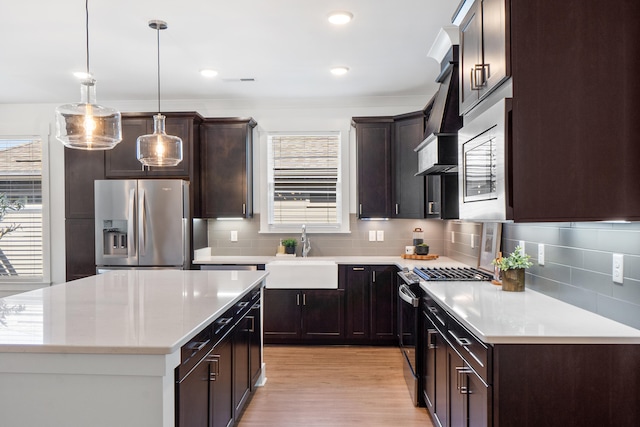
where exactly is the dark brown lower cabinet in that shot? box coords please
[422,291,640,427]
[176,287,261,427]
[233,316,251,417]
[343,265,398,345]
[248,301,262,390]
[263,289,344,344]
[211,336,233,427]
[65,219,96,281]
[176,349,210,427]
[422,311,447,427]
[447,346,490,427]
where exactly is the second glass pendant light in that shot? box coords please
[137,20,183,167]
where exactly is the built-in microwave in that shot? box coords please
[458,98,512,220]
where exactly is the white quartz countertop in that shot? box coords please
[0,270,267,355]
[193,254,467,270]
[420,280,640,344]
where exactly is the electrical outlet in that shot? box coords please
[376,230,384,242]
[230,230,238,242]
[470,234,475,249]
[451,231,455,243]
[538,243,545,266]
[613,253,624,284]
[518,240,526,255]
[369,230,377,242]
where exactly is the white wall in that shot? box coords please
[0,95,429,285]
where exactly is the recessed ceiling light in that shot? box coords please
[200,69,218,78]
[73,71,92,79]
[328,11,353,25]
[331,66,350,76]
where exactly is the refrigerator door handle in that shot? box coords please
[127,188,136,257]
[139,188,146,257]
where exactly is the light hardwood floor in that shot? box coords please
[237,345,434,427]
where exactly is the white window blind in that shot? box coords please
[268,133,341,226]
[0,139,43,278]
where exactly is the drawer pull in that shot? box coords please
[189,339,210,357]
[448,330,472,347]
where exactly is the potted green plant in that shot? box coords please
[491,245,533,292]
[282,238,297,255]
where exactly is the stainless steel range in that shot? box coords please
[413,266,492,282]
[397,265,492,407]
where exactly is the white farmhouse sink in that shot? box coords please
[265,259,338,289]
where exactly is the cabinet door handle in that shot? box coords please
[296,294,300,306]
[455,366,472,394]
[302,293,306,306]
[372,271,376,283]
[427,329,437,349]
[207,355,220,381]
[352,267,365,271]
[471,64,488,90]
[395,204,399,215]
[247,315,255,333]
[242,203,246,215]
[359,204,362,216]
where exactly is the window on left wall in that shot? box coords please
[0,138,43,279]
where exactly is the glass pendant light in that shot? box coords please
[55,0,122,150]
[136,20,183,167]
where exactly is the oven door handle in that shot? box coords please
[398,284,419,307]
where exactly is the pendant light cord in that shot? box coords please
[85,0,90,75]
[156,26,161,114]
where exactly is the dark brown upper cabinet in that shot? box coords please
[393,111,427,219]
[105,112,202,179]
[459,0,509,114]
[353,117,394,219]
[484,0,640,221]
[200,118,256,218]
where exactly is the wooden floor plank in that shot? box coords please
[238,345,434,427]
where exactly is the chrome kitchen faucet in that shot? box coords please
[301,224,311,257]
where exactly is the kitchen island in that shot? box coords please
[0,270,267,427]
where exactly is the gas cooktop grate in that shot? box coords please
[413,266,493,281]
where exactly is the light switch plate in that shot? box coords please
[470,234,475,249]
[518,240,526,255]
[538,243,545,266]
[613,253,624,284]
[230,230,238,242]
[369,230,376,242]
[376,230,384,241]
[451,231,455,243]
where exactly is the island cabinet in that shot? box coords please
[200,118,257,218]
[263,288,344,344]
[352,117,394,218]
[459,0,509,114]
[392,112,427,219]
[175,285,261,427]
[342,264,398,345]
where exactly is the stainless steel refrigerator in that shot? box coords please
[94,179,190,272]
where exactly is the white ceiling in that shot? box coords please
[0,0,461,105]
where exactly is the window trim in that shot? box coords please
[0,133,50,287]
[259,130,350,234]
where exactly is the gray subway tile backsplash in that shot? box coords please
[504,222,640,330]
[204,216,640,330]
